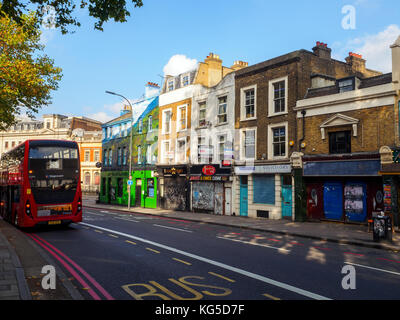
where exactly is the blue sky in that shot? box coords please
[34,0,400,123]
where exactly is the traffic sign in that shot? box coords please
[127,180,133,186]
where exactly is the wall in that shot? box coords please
[191,72,236,164]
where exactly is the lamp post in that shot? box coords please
[105,90,134,210]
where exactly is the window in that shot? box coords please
[218,135,226,161]
[104,149,108,166]
[137,145,142,164]
[198,101,207,127]
[122,147,127,165]
[108,149,113,166]
[162,141,171,163]
[84,172,91,185]
[12,141,15,148]
[338,79,354,93]
[176,138,186,163]
[46,122,51,129]
[84,150,90,162]
[243,130,256,159]
[117,178,123,198]
[5,141,8,149]
[177,105,187,131]
[269,76,288,116]
[272,127,286,157]
[138,119,143,134]
[107,127,111,138]
[117,148,122,166]
[329,131,351,154]
[244,89,255,118]
[182,74,190,87]
[102,177,106,195]
[162,109,172,134]
[148,116,153,132]
[146,144,152,164]
[198,136,212,163]
[168,80,174,91]
[94,172,100,185]
[273,81,286,113]
[218,96,227,124]
[253,175,275,204]
[94,150,100,162]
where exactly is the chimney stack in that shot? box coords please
[391,35,400,91]
[345,52,366,74]
[312,41,332,60]
[231,60,249,71]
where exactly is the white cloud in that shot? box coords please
[163,54,198,77]
[87,112,114,123]
[333,25,400,73]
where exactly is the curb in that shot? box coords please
[21,232,84,300]
[83,205,399,253]
[0,229,31,300]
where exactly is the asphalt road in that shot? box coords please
[23,207,400,300]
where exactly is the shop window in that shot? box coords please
[253,175,275,204]
[117,178,123,198]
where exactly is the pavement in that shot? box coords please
[0,219,31,300]
[83,194,400,252]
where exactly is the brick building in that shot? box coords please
[294,72,396,223]
[233,42,381,220]
[157,53,246,212]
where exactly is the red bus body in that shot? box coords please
[0,140,82,227]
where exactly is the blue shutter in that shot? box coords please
[253,175,275,204]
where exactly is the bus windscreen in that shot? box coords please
[28,145,80,205]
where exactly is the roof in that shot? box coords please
[303,73,393,99]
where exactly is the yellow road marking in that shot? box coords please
[126,240,137,245]
[208,272,235,283]
[173,258,192,266]
[146,248,160,254]
[94,230,103,233]
[108,234,118,238]
[263,293,281,300]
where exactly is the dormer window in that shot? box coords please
[168,80,174,92]
[182,74,190,87]
[338,78,354,93]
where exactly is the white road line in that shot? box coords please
[345,262,400,277]
[153,224,193,233]
[80,222,330,300]
[100,211,110,213]
[216,236,290,253]
[114,217,140,223]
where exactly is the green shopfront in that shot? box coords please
[100,168,158,209]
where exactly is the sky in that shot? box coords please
[32,0,400,124]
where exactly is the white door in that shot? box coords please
[225,187,232,216]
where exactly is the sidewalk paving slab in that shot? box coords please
[83,195,400,252]
[0,219,31,300]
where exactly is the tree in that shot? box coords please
[0,12,62,130]
[0,0,144,34]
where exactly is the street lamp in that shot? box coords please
[105,90,134,210]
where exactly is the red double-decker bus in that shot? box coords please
[0,140,82,227]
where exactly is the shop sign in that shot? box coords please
[163,167,187,176]
[235,164,291,175]
[190,176,228,182]
[202,165,216,176]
